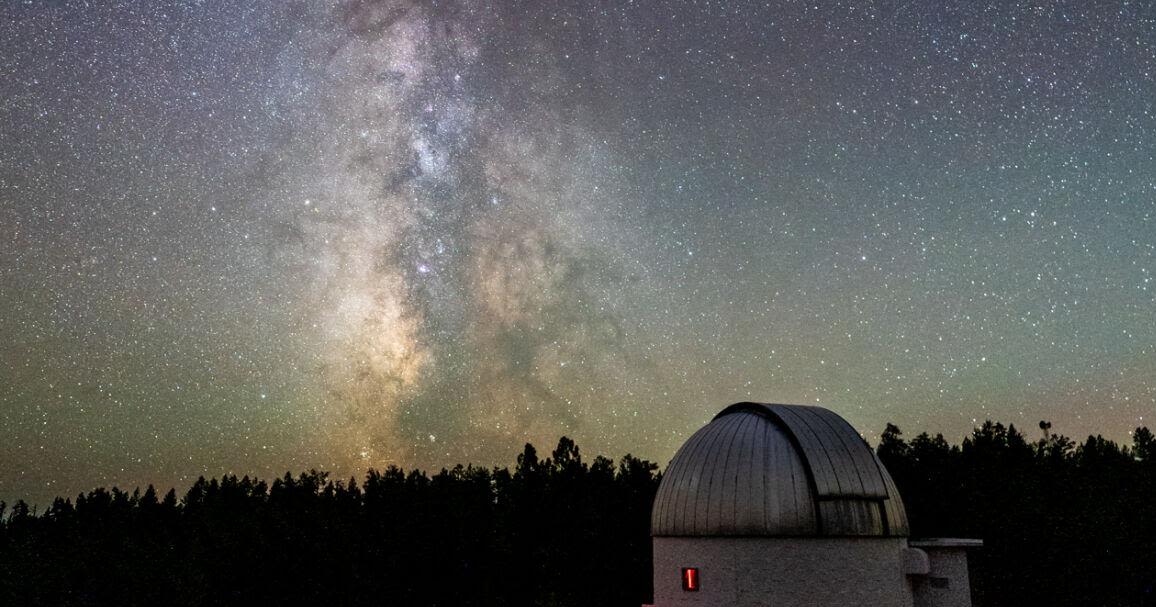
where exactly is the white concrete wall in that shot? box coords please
[911,546,973,607]
[652,536,914,607]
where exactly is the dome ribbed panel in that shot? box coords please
[651,403,909,537]
[651,411,816,536]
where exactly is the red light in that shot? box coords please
[681,567,699,592]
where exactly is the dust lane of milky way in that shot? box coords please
[1,0,1154,506]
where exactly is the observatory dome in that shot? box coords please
[651,402,909,537]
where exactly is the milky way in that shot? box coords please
[1,0,1154,505]
[263,1,643,468]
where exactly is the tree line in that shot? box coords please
[878,420,1156,606]
[2,422,1155,606]
[0,438,657,606]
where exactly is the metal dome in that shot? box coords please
[651,402,909,537]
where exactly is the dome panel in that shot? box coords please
[651,402,909,537]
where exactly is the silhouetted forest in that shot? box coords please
[2,423,1155,606]
[878,421,1156,606]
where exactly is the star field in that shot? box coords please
[1,0,1154,506]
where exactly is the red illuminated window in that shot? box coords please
[681,567,700,592]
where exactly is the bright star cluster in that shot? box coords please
[1,0,1154,505]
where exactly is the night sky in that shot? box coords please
[2,0,1154,506]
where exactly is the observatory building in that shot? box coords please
[646,402,980,607]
